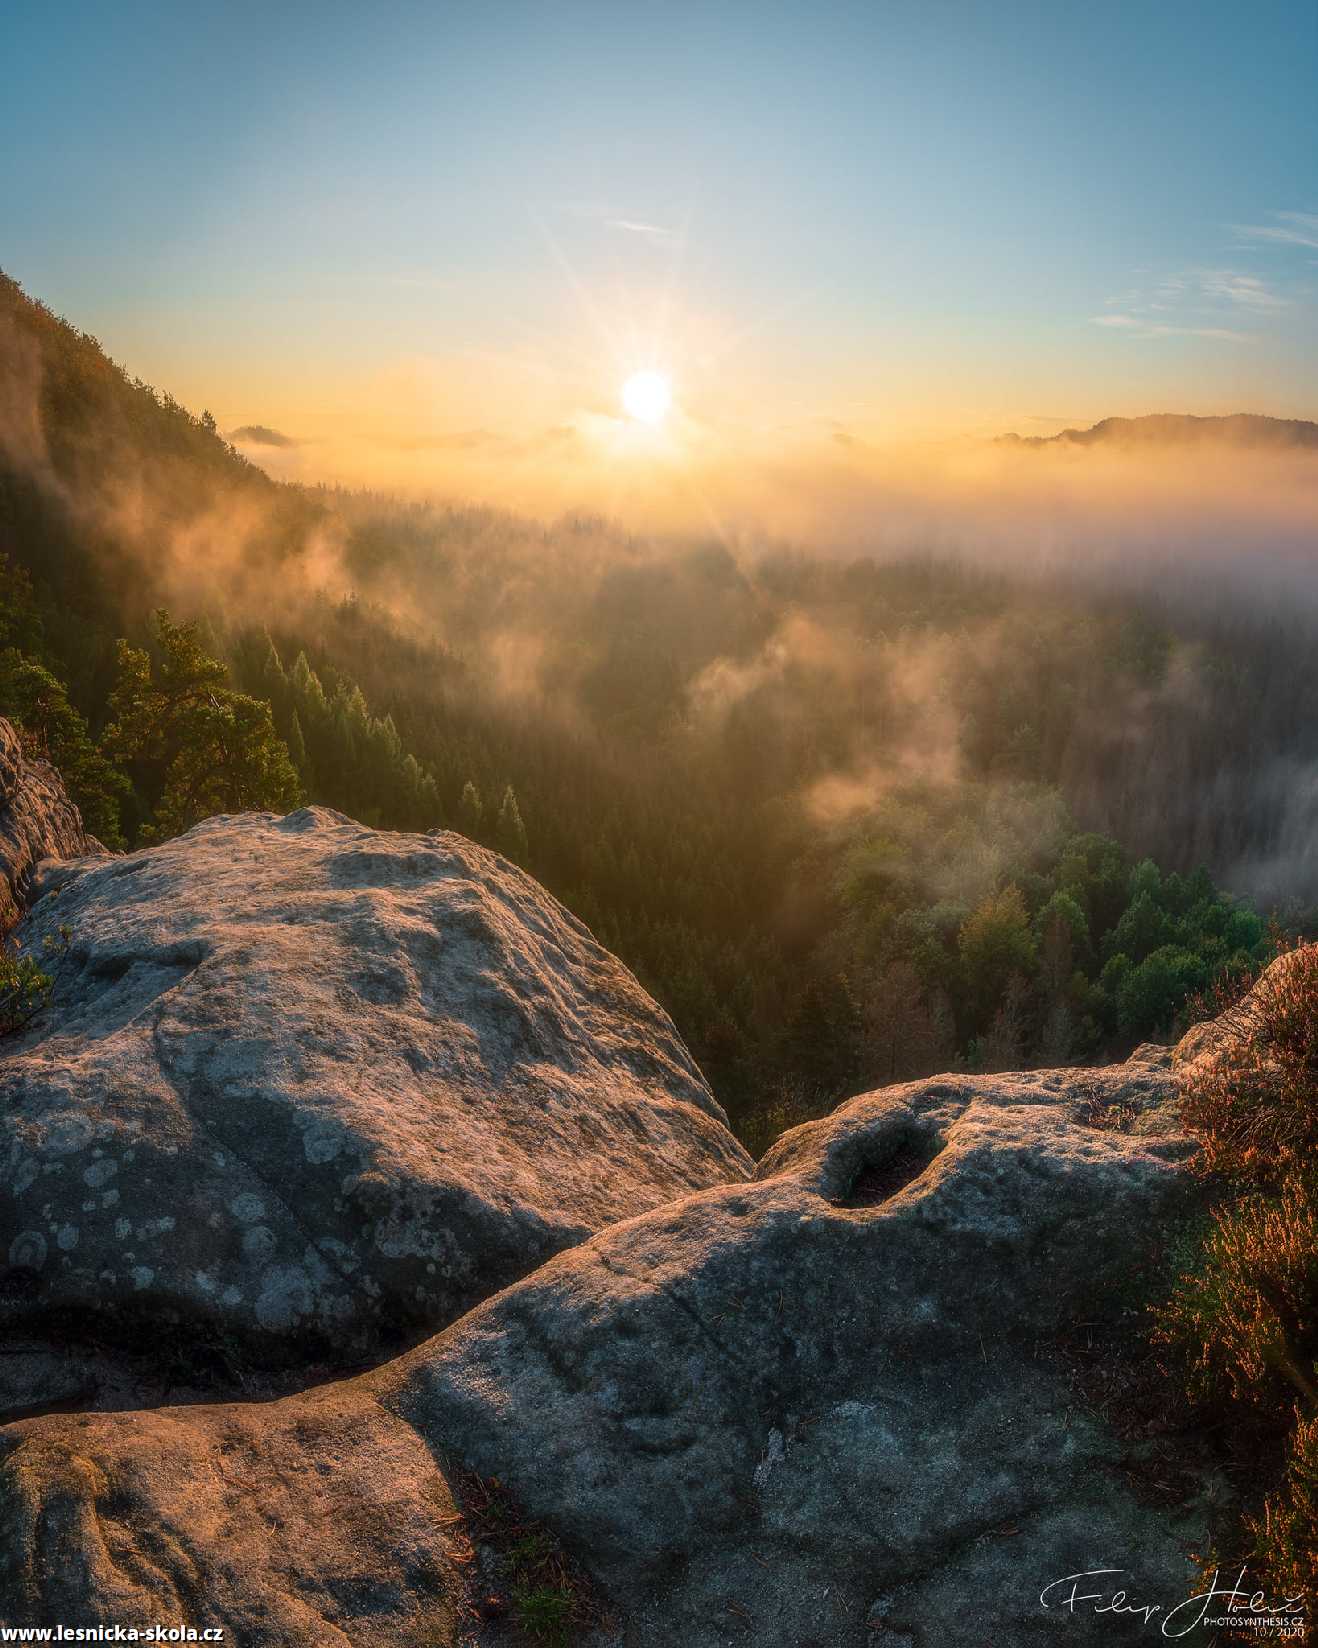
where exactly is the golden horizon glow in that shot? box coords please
[621,370,673,426]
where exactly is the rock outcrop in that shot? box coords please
[391,1063,1209,1645]
[0,718,94,931]
[0,806,751,1367]
[0,1059,1216,1646]
[0,756,1228,1645]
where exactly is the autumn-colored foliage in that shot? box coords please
[1180,943,1318,1184]
[1155,942,1318,1609]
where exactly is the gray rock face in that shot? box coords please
[386,1066,1208,1645]
[0,1060,1213,1645]
[0,1063,1211,1646]
[0,806,751,1363]
[0,717,94,931]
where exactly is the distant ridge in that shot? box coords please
[999,412,1318,449]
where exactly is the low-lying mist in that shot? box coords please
[4,272,1318,916]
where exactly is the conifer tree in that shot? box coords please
[459,780,483,839]
[496,783,528,864]
[105,610,302,842]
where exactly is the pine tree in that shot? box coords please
[459,780,483,839]
[496,784,529,864]
[285,709,309,784]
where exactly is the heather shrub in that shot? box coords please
[1180,943,1318,1184]
[1155,942,1318,1603]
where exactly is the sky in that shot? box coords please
[4,0,1318,507]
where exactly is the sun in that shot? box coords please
[621,369,672,426]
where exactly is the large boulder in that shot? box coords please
[0,717,94,931]
[0,1063,1215,1646]
[388,1064,1211,1645]
[0,807,751,1369]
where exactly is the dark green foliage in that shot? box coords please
[0,943,55,1037]
[959,884,1036,1020]
[105,612,302,842]
[0,552,43,654]
[231,634,441,831]
[0,649,127,845]
[817,780,1265,1087]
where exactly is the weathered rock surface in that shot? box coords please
[0,1383,469,1647]
[387,1065,1210,1645]
[0,1061,1216,1646]
[0,806,751,1366]
[1169,947,1307,1077]
[0,717,94,931]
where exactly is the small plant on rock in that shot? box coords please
[453,1472,601,1646]
[0,926,69,1039]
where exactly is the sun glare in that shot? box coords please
[621,369,672,426]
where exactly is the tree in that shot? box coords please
[0,649,127,846]
[284,709,309,781]
[958,884,1036,1025]
[858,958,954,1086]
[0,554,43,655]
[1116,944,1206,1037]
[105,610,302,842]
[977,971,1030,1072]
[459,780,483,839]
[1036,888,1089,1000]
[496,784,529,864]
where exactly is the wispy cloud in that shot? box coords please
[1235,210,1318,251]
[606,217,679,246]
[1091,258,1291,343]
[1090,314,1247,343]
[1199,270,1288,310]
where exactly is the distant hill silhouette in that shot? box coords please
[1000,413,1318,449]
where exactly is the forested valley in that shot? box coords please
[3,271,1310,1143]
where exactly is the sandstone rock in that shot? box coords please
[0,717,94,931]
[0,807,750,1367]
[1170,947,1318,1082]
[379,1067,1209,1645]
[0,1065,1215,1645]
[1125,1040,1173,1069]
[0,1382,468,1647]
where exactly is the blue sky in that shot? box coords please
[4,0,1317,453]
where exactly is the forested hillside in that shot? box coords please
[0,271,1298,1139]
